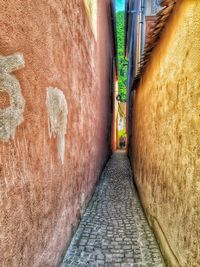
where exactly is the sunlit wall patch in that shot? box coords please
[84,0,98,40]
[46,87,68,164]
[0,53,25,141]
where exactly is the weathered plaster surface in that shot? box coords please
[46,87,68,164]
[0,1,114,266]
[131,1,200,266]
[0,53,25,141]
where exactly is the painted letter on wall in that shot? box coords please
[0,53,25,141]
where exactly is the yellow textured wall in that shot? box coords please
[131,1,200,266]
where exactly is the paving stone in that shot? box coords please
[61,152,166,267]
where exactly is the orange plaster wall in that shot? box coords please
[111,72,118,151]
[145,16,157,46]
[0,0,115,266]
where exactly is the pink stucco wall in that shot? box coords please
[0,1,116,266]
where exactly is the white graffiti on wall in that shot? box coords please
[46,87,68,164]
[0,53,25,141]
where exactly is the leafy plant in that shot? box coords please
[116,11,127,102]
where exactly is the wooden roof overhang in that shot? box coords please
[132,0,177,91]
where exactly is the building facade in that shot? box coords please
[124,0,161,149]
[0,1,117,266]
[125,1,200,266]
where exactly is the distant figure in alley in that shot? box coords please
[119,135,126,149]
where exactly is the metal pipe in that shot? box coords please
[140,0,145,62]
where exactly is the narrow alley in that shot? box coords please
[0,0,200,266]
[62,153,165,267]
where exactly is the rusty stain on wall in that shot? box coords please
[0,53,25,141]
[46,87,68,164]
[131,1,200,266]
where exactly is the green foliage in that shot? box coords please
[116,11,127,102]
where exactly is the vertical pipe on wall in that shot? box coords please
[140,0,145,57]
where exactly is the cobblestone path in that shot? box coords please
[61,152,165,267]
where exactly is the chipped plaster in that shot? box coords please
[46,87,68,164]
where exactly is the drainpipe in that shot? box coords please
[139,0,145,69]
[142,0,146,52]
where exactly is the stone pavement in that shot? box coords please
[61,152,165,267]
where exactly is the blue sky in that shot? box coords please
[116,0,125,11]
